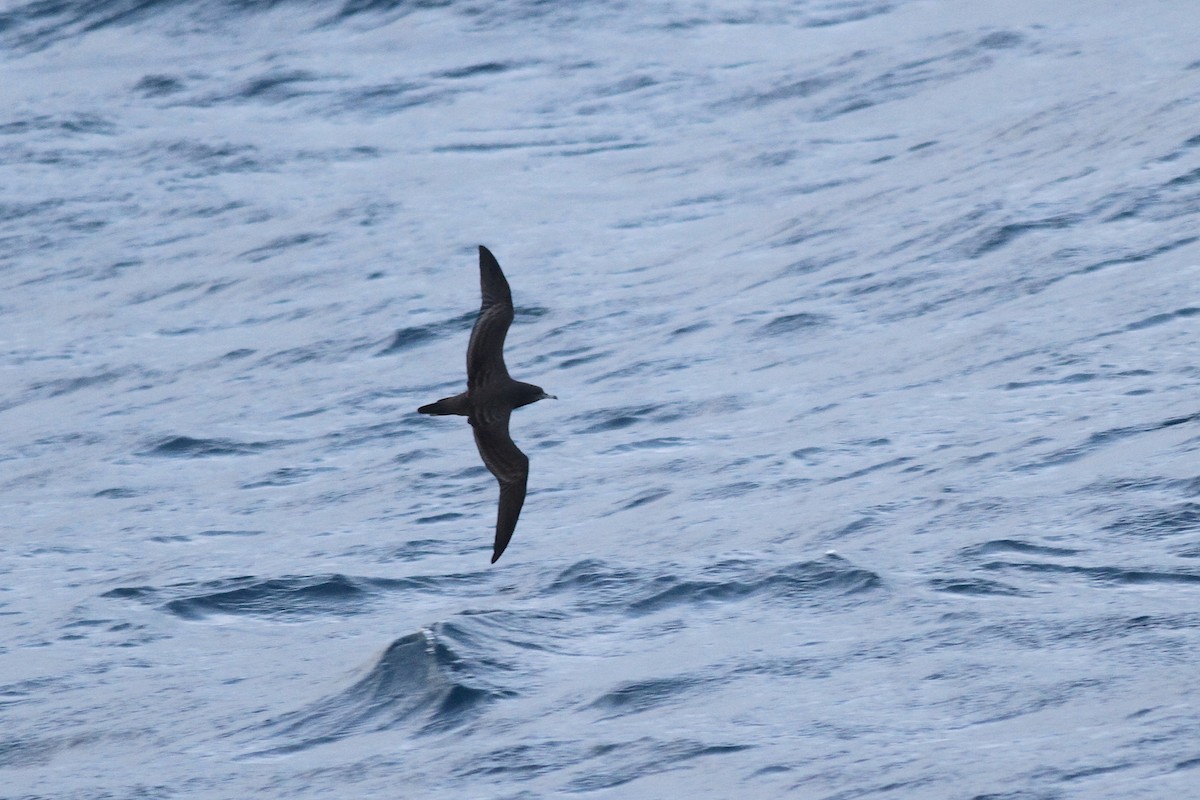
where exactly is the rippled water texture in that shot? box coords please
[2,0,1200,797]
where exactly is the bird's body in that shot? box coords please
[417,246,554,563]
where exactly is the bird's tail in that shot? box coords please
[417,392,469,416]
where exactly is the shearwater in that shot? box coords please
[417,246,556,563]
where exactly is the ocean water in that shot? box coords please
[2,0,1199,797]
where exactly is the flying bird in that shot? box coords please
[417,246,555,563]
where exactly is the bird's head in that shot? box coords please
[514,382,557,409]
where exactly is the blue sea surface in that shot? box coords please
[2,1,1200,797]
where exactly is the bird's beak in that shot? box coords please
[543,392,558,400]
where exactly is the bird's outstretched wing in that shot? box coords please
[471,409,529,563]
[467,245,515,391]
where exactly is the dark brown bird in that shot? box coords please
[418,245,555,563]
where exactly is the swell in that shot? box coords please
[243,627,505,757]
[542,554,883,615]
